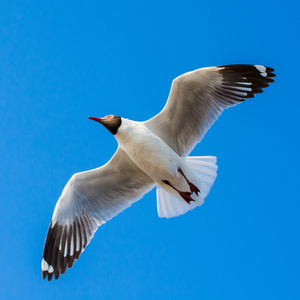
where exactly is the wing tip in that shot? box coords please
[41,255,81,281]
[42,215,92,281]
[216,64,275,102]
[41,257,55,281]
[218,64,276,79]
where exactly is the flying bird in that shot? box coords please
[42,64,275,281]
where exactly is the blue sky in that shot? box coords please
[1,0,299,299]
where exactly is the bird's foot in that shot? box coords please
[179,191,195,204]
[162,179,196,204]
[188,181,200,196]
[178,168,200,196]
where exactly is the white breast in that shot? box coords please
[115,119,182,181]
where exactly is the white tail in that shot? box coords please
[156,156,218,218]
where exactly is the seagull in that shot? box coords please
[42,64,275,281]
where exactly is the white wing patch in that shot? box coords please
[42,258,54,273]
[254,65,267,77]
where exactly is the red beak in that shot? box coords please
[88,117,102,123]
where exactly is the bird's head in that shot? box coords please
[89,115,122,135]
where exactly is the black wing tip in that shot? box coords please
[218,64,276,78]
[42,269,54,281]
[42,220,82,282]
[41,252,83,281]
[41,257,76,281]
[48,272,54,281]
[42,251,83,281]
[216,64,275,102]
[42,271,47,280]
[42,211,96,281]
[41,269,59,281]
[41,222,87,281]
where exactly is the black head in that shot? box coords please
[88,115,122,135]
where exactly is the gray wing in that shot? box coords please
[145,64,275,156]
[42,147,155,281]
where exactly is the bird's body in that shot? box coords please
[116,119,187,188]
[42,64,275,281]
[116,118,205,206]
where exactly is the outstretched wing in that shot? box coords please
[145,64,275,156]
[42,147,155,281]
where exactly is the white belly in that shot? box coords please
[115,121,182,180]
[122,131,179,178]
[115,119,199,195]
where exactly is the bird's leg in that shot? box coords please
[162,180,195,204]
[178,168,200,196]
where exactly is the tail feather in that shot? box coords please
[156,156,218,218]
[186,156,218,198]
[157,187,188,218]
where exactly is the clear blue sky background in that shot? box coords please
[1,1,299,299]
